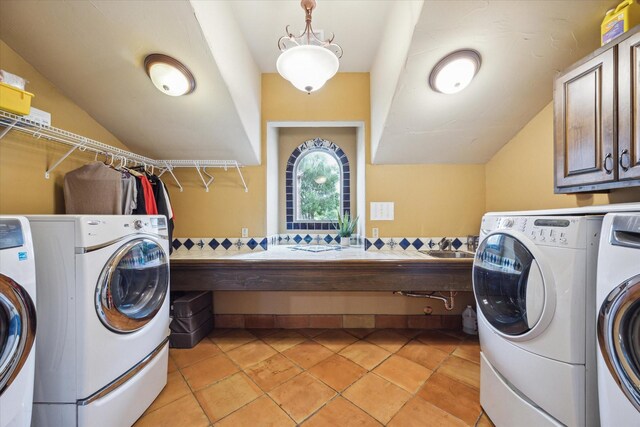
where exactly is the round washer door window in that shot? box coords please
[473,233,546,336]
[95,238,169,333]
[0,274,36,396]
[598,275,640,411]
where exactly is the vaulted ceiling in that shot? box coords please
[0,0,612,165]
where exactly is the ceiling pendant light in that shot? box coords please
[144,54,196,96]
[277,0,343,94]
[429,49,481,94]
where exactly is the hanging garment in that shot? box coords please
[121,172,135,215]
[64,162,123,214]
[140,175,158,215]
[132,175,147,215]
[160,180,175,252]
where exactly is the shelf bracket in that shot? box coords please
[162,161,183,192]
[235,162,248,193]
[193,161,214,192]
[0,120,17,140]
[44,139,88,179]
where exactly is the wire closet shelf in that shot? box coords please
[0,110,248,192]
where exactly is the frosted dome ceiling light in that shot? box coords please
[277,0,342,94]
[144,54,196,97]
[429,50,481,94]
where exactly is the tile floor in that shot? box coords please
[135,328,495,426]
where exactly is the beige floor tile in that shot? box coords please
[268,372,337,423]
[388,396,467,427]
[302,397,382,427]
[216,395,295,427]
[195,372,262,422]
[437,356,480,389]
[396,339,450,370]
[169,339,221,369]
[180,353,239,391]
[476,411,496,427]
[343,373,411,424]
[366,329,410,353]
[339,341,391,370]
[226,340,278,369]
[308,354,367,391]
[167,356,178,373]
[344,328,375,339]
[134,394,209,427]
[415,330,462,354]
[247,328,282,339]
[210,329,257,352]
[146,371,191,413]
[417,372,481,425]
[282,340,334,369]
[262,330,307,352]
[453,340,481,365]
[395,329,423,339]
[373,355,433,393]
[296,328,327,338]
[313,329,358,352]
[245,354,303,392]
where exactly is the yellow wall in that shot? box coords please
[0,40,129,214]
[486,102,640,212]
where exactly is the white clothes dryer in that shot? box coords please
[597,212,640,426]
[0,217,37,427]
[27,215,170,427]
[473,213,602,427]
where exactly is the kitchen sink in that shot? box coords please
[420,250,475,259]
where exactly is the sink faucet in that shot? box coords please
[438,238,452,251]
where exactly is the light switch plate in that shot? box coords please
[370,202,394,221]
[372,228,379,239]
[241,228,249,237]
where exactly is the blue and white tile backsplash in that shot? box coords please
[172,235,472,253]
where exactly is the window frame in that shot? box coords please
[285,137,351,231]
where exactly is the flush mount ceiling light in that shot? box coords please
[144,54,196,97]
[277,0,343,94]
[429,49,481,94]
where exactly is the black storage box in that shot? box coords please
[170,291,212,318]
[169,317,214,348]
[170,306,212,333]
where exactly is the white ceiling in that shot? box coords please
[0,0,615,165]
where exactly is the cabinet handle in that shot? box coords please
[619,149,631,172]
[604,153,614,175]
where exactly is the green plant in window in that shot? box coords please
[297,151,340,221]
[335,210,359,237]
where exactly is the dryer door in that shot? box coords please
[95,238,169,334]
[0,274,36,396]
[598,274,640,411]
[473,232,553,340]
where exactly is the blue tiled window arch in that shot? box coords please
[286,137,350,231]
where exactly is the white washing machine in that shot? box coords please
[0,217,37,427]
[597,212,640,426]
[473,212,602,427]
[27,215,170,427]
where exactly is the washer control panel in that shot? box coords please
[480,215,586,248]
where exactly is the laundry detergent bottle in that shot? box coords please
[462,305,478,335]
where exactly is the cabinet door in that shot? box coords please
[554,48,616,189]
[618,30,640,180]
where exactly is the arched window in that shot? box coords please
[286,138,350,230]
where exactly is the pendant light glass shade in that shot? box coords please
[277,45,339,93]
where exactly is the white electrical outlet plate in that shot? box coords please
[370,202,394,221]
[241,228,248,237]
[372,228,379,239]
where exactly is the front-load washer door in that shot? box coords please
[473,232,555,341]
[0,274,36,395]
[598,274,640,411]
[95,238,169,334]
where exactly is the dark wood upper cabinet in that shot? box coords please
[554,25,640,193]
[618,30,640,180]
